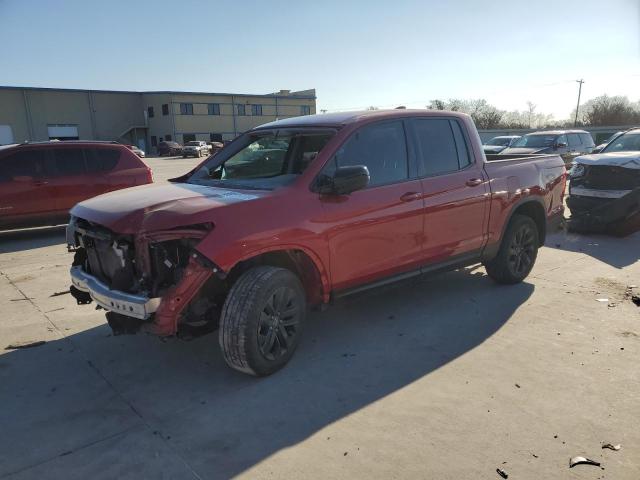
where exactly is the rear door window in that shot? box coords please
[579,133,594,147]
[568,134,581,148]
[331,120,408,187]
[51,148,86,176]
[412,118,464,176]
[84,148,120,172]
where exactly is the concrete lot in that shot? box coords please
[1,156,639,479]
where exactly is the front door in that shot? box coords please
[408,117,489,262]
[318,120,425,291]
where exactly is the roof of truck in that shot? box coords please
[256,109,470,129]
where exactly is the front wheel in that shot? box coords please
[484,214,539,284]
[219,266,306,376]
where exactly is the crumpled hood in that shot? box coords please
[71,182,267,233]
[573,151,640,170]
[500,147,549,155]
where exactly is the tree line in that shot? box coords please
[425,95,640,129]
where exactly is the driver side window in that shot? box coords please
[556,134,568,146]
[327,121,408,187]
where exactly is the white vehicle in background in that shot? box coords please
[482,135,520,154]
[182,141,210,158]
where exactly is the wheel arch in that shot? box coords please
[226,247,329,306]
[482,198,547,263]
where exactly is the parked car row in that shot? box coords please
[484,130,595,167]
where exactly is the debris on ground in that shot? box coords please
[596,298,609,303]
[515,383,521,388]
[496,467,508,478]
[632,296,640,307]
[50,290,71,297]
[602,443,621,451]
[569,456,601,468]
[5,340,46,350]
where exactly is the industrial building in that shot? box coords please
[0,86,317,152]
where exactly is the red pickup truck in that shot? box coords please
[67,110,566,376]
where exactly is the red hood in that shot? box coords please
[70,182,268,233]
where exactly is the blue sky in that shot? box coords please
[0,0,638,119]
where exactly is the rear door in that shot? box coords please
[409,117,489,262]
[0,148,57,227]
[46,146,95,212]
[319,119,425,290]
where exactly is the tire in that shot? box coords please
[484,214,539,284]
[219,266,306,376]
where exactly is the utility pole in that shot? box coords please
[574,79,584,127]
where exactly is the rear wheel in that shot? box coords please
[219,266,306,376]
[484,214,539,284]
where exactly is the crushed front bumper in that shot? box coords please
[70,266,161,320]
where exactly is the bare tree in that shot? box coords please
[526,101,536,128]
[572,95,640,126]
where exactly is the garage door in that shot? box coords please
[48,124,79,140]
[0,125,14,145]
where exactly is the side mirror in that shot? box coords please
[317,165,370,195]
[555,142,567,149]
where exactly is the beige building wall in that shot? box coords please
[0,87,316,148]
[0,89,30,143]
[26,89,93,140]
[142,93,175,145]
[91,92,145,140]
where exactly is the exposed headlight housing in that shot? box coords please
[569,163,585,178]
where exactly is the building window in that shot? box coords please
[180,103,193,115]
[208,103,220,115]
[151,136,158,147]
[210,133,223,142]
[147,106,155,118]
[301,105,311,115]
[165,134,172,141]
[236,104,246,116]
[162,104,169,115]
[183,134,196,143]
[251,104,262,116]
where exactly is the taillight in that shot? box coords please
[147,167,154,183]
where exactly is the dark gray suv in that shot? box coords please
[501,130,595,166]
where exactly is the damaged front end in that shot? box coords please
[567,163,640,235]
[67,217,224,336]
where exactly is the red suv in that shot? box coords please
[0,141,153,230]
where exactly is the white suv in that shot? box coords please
[182,141,210,158]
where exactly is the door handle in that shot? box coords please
[33,180,49,186]
[465,178,483,187]
[400,192,421,202]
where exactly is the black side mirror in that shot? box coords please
[317,165,370,195]
[555,142,567,149]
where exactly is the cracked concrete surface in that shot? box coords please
[0,157,639,479]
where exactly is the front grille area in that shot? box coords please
[581,165,640,190]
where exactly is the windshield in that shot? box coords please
[602,132,640,152]
[187,130,334,190]
[186,141,200,146]
[486,137,512,146]
[512,134,557,148]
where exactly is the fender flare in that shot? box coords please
[482,197,548,262]
[226,244,331,303]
